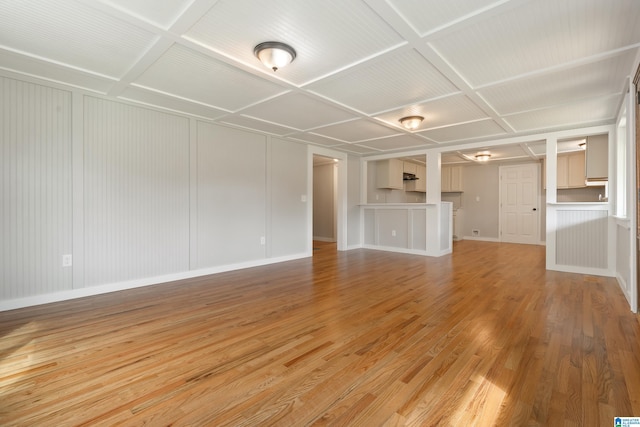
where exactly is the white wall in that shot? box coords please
[459,160,547,243]
[0,76,311,309]
[461,163,500,240]
[1,77,73,299]
[83,96,191,286]
[195,122,267,267]
[347,155,361,249]
[270,138,308,258]
[613,52,639,312]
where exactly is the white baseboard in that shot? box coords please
[361,244,451,257]
[362,244,428,256]
[462,236,500,242]
[313,236,336,242]
[616,273,632,307]
[547,264,614,278]
[0,252,310,312]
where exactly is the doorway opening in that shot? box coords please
[313,155,338,253]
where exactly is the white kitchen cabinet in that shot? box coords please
[555,155,568,188]
[376,158,403,190]
[585,134,608,181]
[406,164,426,193]
[543,150,585,189]
[441,165,463,192]
[403,161,417,175]
[567,150,586,187]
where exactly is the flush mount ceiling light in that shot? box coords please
[254,41,296,72]
[475,151,491,161]
[399,116,424,130]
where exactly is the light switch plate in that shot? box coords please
[62,254,73,267]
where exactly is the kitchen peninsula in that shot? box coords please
[361,202,453,256]
[361,157,452,257]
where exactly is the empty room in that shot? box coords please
[2,0,640,425]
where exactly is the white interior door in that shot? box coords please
[500,164,539,245]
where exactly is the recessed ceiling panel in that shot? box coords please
[419,120,506,143]
[356,134,431,151]
[387,0,505,36]
[287,133,343,147]
[442,152,469,164]
[0,0,158,78]
[183,0,404,85]
[308,49,458,114]
[101,0,193,28]
[0,49,115,93]
[459,144,533,162]
[376,94,488,130]
[431,0,640,86]
[504,95,619,132]
[334,144,380,154]
[312,119,400,143]
[527,139,585,156]
[134,44,288,111]
[239,93,357,130]
[119,86,228,120]
[220,116,297,136]
[479,51,636,115]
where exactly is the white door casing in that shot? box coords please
[500,163,540,245]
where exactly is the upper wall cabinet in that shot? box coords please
[403,161,417,176]
[376,158,404,190]
[543,150,585,189]
[558,151,585,188]
[585,134,608,182]
[405,163,426,193]
[441,165,463,192]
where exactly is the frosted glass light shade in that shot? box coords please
[399,116,424,130]
[254,42,296,72]
[475,152,491,161]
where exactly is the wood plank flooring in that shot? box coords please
[1,240,639,426]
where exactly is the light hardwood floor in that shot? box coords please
[1,240,639,426]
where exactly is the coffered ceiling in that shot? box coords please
[1,0,638,156]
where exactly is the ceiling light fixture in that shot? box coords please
[475,152,491,161]
[254,41,296,72]
[399,116,424,130]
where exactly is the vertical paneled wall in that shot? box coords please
[195,122,267,268]
[1,76,313,305]
[0,78,72,299]
[270,138,307,257]
[615,222,631,296]
[556,209,608,268]
[83,97,190,286]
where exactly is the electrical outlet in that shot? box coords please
[62,254,73,267]
[391,230,396,237]
[260,236,266,245]
[472,229,479,236]
[300,195,307,202]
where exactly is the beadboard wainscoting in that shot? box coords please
[0,76,311,310]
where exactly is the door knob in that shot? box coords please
[532,208,537,211]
